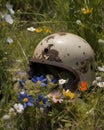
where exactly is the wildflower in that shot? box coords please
[63,89,75,99]
[48,90,63,103]
[6,2,15,15]
[98,66,104,72]
[27,27,36,32]
[2,114,10,120]
[18,91,34,108]
[59,79,67,85]
[36,94,51,108]
[4,14,14,24]
[97,82,104,88]
[31,75,47,87]
[80,81,87,91]
[96,76,102,82]
[48,78,58,86]
[35,28,43,33]
[9,108,16,116]
[45,28,51,33]
[76,20,82,25]
[14,103,24,113]
[7,37,13,44]
[81,8,93,15]
[16,59,23,63]
[9,108,15,113]
[98,39,104,46]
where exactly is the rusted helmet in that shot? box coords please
[30,32,95,91]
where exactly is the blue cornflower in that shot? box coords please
[18,91,34,108]
[51,78,58,84]
[31,75,47,87]
[36,94,51,108]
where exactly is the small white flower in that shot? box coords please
[14,103,24,113]
[76,20,82,25]
[98,66,104,72]
[2,114,10,120]
[98,39,104,45]
[7,37,13,44]
[9,108,15,113]
[4,14,14,24]
[92,80,97,86]
[20,91,25,95]
[40,107,44,112]
[6,2,15,15]
[4,52,8,55]
[3,57,7,60]
[27,27,36,32]
[96,76,102,81]
[97,82,104,88]
[59,79,67,85]
[9,108,16,116]
[16,59,22,63]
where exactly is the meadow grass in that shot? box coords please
[0,0,104,130]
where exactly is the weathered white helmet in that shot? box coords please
[30,32,95,91]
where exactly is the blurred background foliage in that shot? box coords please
[0,0,104,61]
[0,0,104,129]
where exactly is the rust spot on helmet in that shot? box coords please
[67,53,70,56]
[58,32,67,36]
[79,60,89,73]
[42,44,62,62]
[78,46,81,48]
[46,36,55,42]
[76,62,79,66]
[83,52,86,55]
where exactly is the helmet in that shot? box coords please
[30,32,95,91]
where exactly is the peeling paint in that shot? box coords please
[79,59,89,73]
[58,32,67,36]
[46,36,55,42]
[41,44,62,62]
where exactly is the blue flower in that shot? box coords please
[31,75,47,87]
[18,91,34,108]
[36,94,51,108]
[51,78,58,84]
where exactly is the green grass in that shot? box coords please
[0,0,104,130]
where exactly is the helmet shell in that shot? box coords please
[32,32,95,86]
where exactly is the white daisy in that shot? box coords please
[6,2,15,15]
[59,79,67,85]
[4,14,14,24]
[2,114,10,120]
[96,76,102,81]
[98,66,104,72]
[27,27,36,32]
[98,39,104,46]
[76,20,82,25]
[97,82,104,88]
[14,103,24,113]
[7,37,13,44]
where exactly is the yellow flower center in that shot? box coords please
[37,80,41,85]
[55,95,60,99]
[23,98,28,102]
[39,101,43,105]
